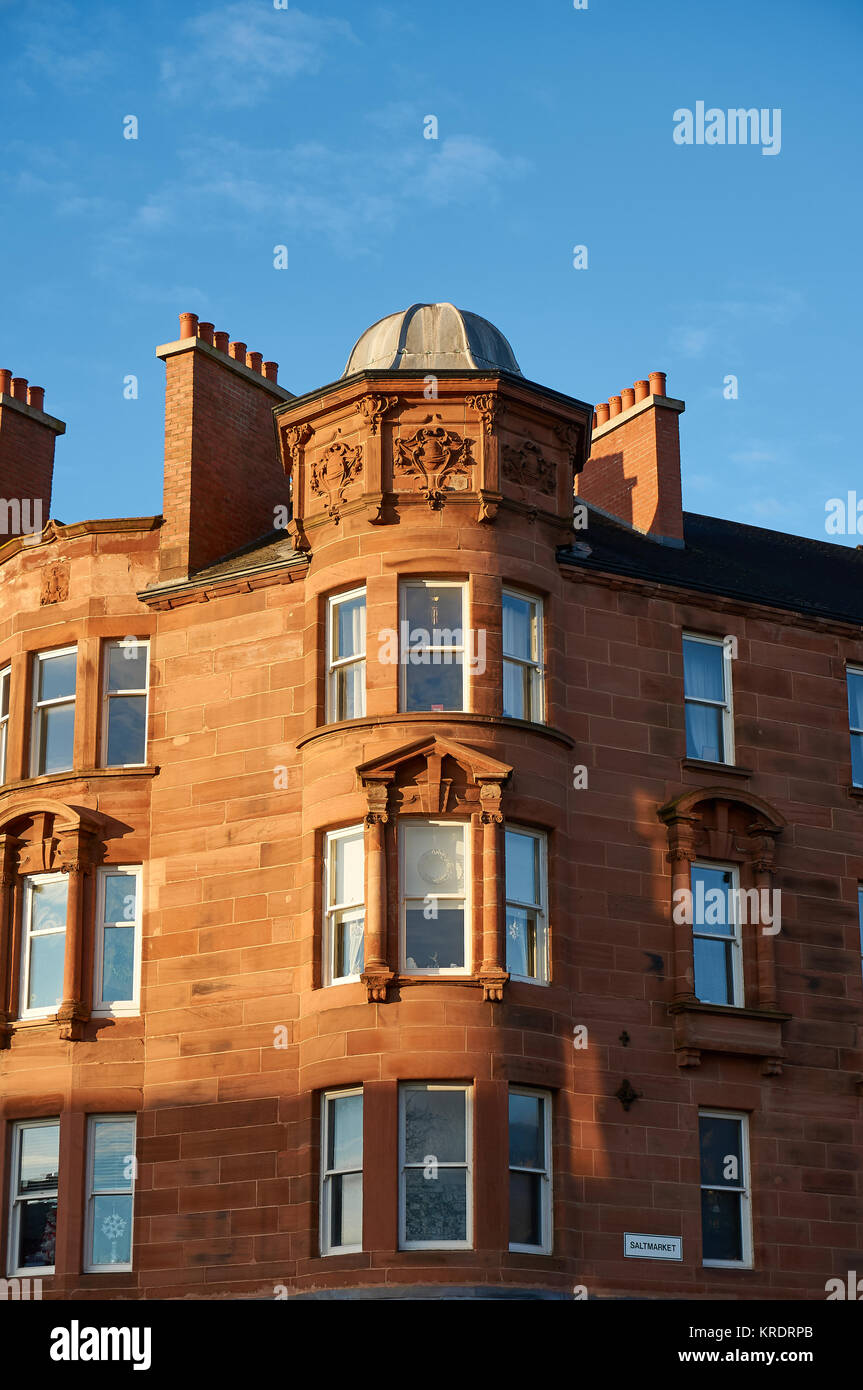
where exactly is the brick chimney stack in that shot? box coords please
[577,371,685,544]
[0,370,65,541]
[156,312,294,582]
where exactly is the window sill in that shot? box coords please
[668,999,789,1072]
[298,712,574,750]
[1,765,158,796]
[680,759,752,778]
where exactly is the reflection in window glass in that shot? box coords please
[400,1085,471,1249]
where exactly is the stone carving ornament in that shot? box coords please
[393,416,475,508]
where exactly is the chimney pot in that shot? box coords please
[27,386,45,412]
[263,361,279,382]
[198,321,215,345]
[608,395,622,418]
[179,312,199,339]
[0,370,11,395]
[634,379,650,402]
[11,377,28,401]
[649,370,667,397]
[229,341,247,361]
[246,351,263,373]
[595,402,610,425]
[621,387,635,411]
[213,331,230,353]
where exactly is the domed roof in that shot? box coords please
[342,302,522,377]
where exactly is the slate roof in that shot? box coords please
[558,510,863,627]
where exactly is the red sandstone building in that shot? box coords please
[0,302,861,1300]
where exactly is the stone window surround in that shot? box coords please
[659,786,790,1074]
[0,801,109,1043]
[317,734,554,1003]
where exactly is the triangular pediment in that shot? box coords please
[357,734,511,785]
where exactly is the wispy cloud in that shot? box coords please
[160,3,356,106]
[86,129,529,272]
[671,288,804,359]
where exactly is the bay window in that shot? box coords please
[102,639,148,767]
[320,1089,363,1255]
[509,1088,552,1253]
[93,867,142,1015]
[400,820,469,975]
[505,827,548,983]
[20,873,68,1019]
[7,1119,60,1275]
[327,589,366,722]
[399,1083,472,1250]
[400,580,467,713]
[31,646,76,776]
[502,589,544,721]
[0,665,9,783]
[323,827,364,985]
[85,1115,136,1271]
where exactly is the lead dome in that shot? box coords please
[341,301,522,377]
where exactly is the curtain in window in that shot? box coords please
[683,641,724,702]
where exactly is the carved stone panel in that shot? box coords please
[309,440,363,522]
[393,416,476,507]
[501,441,556,496]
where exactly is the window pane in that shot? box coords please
[19,1124,60,1193]
[701,1189,742,1262]
[91,1193,133,1266]
[693,937,733,1005]
[329,1171,362,1248]
[699,1115,742,1187]
[510,1170,542,1247]
[333,833,363,905]
[19,1200,58,1268]
[104,873,136,925]
[108,644,147,692]
[1,670,9,717]
[509,1093,544,1168]
[502,659,526,720]
[328,1093,363,1171]
[404,906,464,970]
[28,933,66,1010]
[106,695,147,765]
[691,865,735,935]
[93,1120,135,1191]
[852,731,863,788]
[848,671,863,731]
[404,1167,467,1244]
[506,906,537,978]
[505,831,538,904]
[102,926,135,1001]
[683,640,724,703]
[685,701,724,763]
[31,877,68,933]
[404,657,464,713]
[38,703,75,774]
[404,1088,466,1164]
[334,595,365,660]
[38,651,76,702]
[334,660,365,720]
[403,824,464,897]
[503,593,534,662]
[403,585,463,640]
[334,911,364,977]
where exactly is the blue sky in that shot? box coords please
[1,0,861,543]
